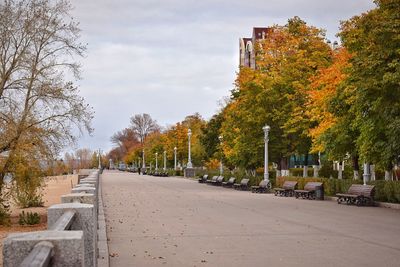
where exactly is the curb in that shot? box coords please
[324,196,400,210]
[97,173,110,267]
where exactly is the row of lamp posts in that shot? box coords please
[138,125,271,186]
[140,129,194,171]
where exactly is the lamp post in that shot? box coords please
[363,162,371,186]
[155,152,158,171]
[98,148,101,169]
[219,135,223,175]
[174,147,177,170]
[263,125,270,183]
[163,151,166,171]
[187,129,193,168]
[142,149,145,169]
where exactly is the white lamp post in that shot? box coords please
[363,162,371,185]
[174,147,177,170]
[142,149,145,169]
[187,129,193,168]
[98,148,101,169]
[155,152,158,171]
[263,125,271,182]
[219,135,223,175]
[163,151,166,171]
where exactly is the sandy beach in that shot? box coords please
[0,174,78,266]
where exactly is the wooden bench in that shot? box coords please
[274,181,298,197]
[294,182,324,200]
[211,176,224,186]
[222,177,236,187]
[251,180,269,193]
[207,176,219,184]
[336,184,375,206]
[198,174,208,183]
[233,178,250,191]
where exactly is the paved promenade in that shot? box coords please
[102,170,400,267]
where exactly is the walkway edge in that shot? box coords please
[97,172,110,267]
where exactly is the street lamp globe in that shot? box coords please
[263,125,270,134]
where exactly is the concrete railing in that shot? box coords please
[3,170,103,267]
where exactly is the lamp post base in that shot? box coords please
[184,168,195,178]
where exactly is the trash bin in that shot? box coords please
[315,185,324,200]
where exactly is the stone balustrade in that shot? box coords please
[3,169,105,267]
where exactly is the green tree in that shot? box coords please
[339,0,400,179]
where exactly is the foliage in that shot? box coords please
[318,161,339,179]
[338,0,400,170]
[200,112,225,161]
[221,17,332,171]
[18,211,41,225]
[290,168,314,177]
[10,153,44,208]
[0,0,92,218]
[307,48,352,154]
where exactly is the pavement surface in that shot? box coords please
[102,170,400,267]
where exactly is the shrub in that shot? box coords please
[0,199,11,226]
[276,176,400,203]
[0,184,11,226]
[18,211,41,225]
[289,168,314,177]
[10,155,45,208]
[318,162,339,178]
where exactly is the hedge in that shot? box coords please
[276,176,400,203]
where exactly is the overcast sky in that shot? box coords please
[69,0,375,153]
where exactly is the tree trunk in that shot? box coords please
[313,165,319,177]
[281,157,289,176]
[385,162,393,181]
[276,157,282,178]
[338,161,343,179]
[303,153,309,178]
[352,155,359,180]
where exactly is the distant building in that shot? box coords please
[239,27,271,69]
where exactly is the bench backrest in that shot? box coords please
[240,178,249,186]
[228,177,236,184]
[211,176,218,182]
[304,182,323,191]
[217,176,224,182]
[282,181,297,190]
[347,184,375,197]
[203,174,208,180]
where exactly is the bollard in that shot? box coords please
[61,193,95,206]
[72,186,96,195]
[48,203,96,267]
[76,183,95,188]
[3,231,84,267]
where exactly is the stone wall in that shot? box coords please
[3,169,106,267]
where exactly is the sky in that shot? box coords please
[69,0,376,153]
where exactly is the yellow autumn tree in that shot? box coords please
[307,48,352,152]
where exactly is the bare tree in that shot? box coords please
[130,113,160,144]
[110,128,139,153]
[0,0,92,181]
